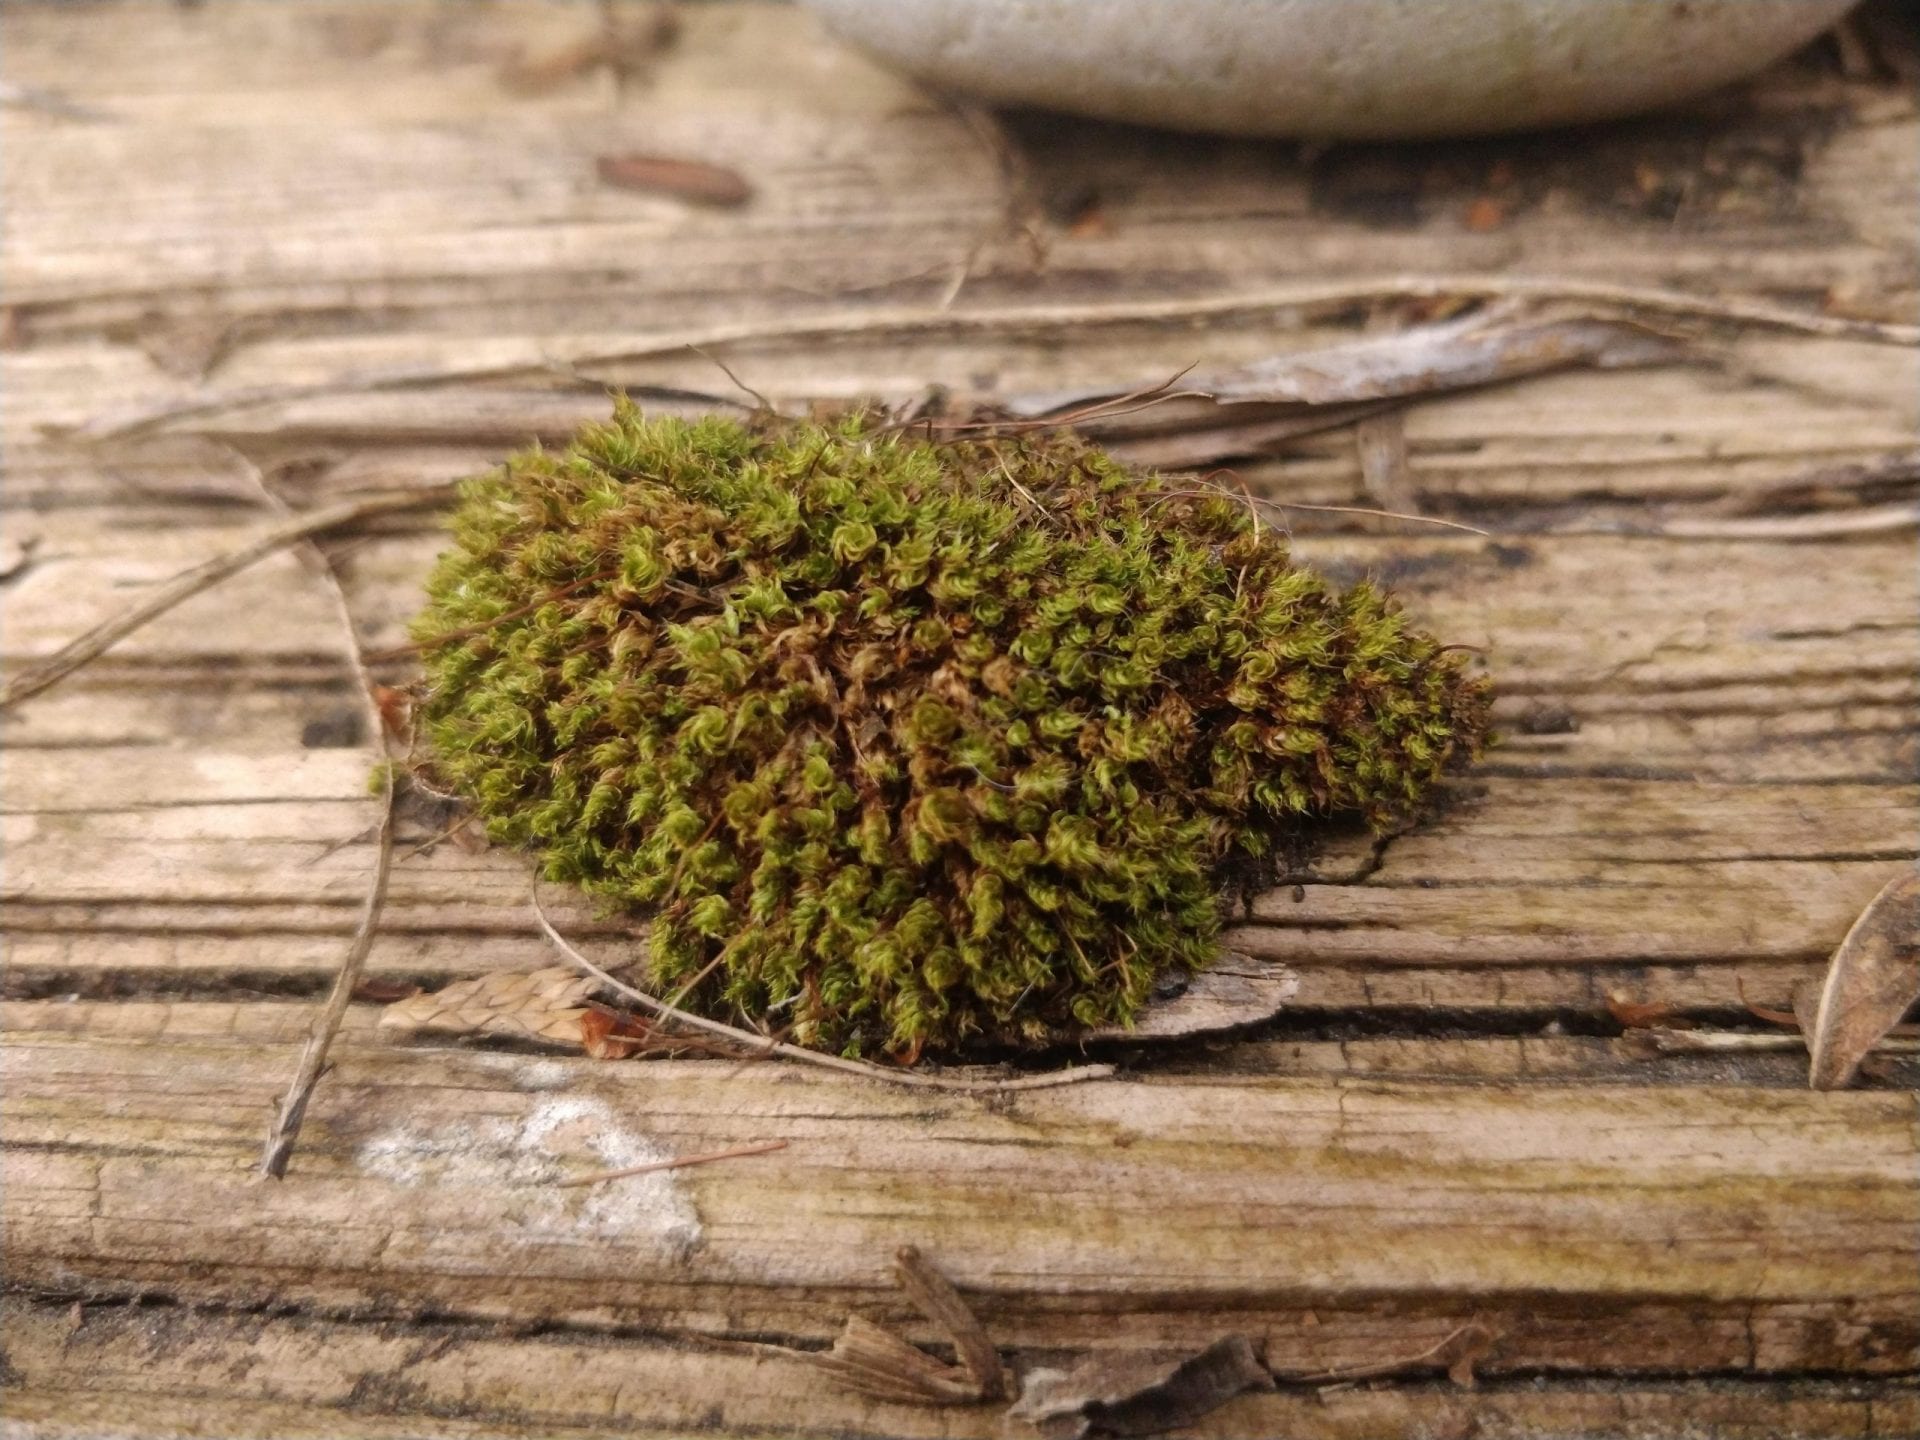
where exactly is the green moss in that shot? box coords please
[410,403,1490,1057]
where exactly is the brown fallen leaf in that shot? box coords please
[1605,989,1694,1031]
[376,964,596,1048]
[1464,195,1507,232]
[1008,1334,1274,1440]
[350,977,422,1005]
[1807,868,1920,1089]
[372,683,414,746]
[579,1005,654,1060]
[596,153,752,207]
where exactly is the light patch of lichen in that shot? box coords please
[410,403,1490,1057]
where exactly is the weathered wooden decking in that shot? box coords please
[3,3,1918,1436]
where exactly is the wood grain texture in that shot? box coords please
[3,2,1918,1435]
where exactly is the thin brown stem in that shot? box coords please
[67,276,1917,444]
[553,1138,789,1188]
[0,489,453,711]
[230,455,406,1180]
[532,884,1115,1094]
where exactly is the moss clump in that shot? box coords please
[412,403,1489,1057]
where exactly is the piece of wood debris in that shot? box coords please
[1082,954,1300,1042]
[1808,867,1920,1089]
[596,153,752,207]
[807,1247,1005,1405]
[1353,410,1418,516]
[377,964,598,1048]
[1273,1321,1496,1390]
[1008,307,1685,418]
[0,534,38,582]
[1008,1334,1274,1439]
[1605,990,1694,1031]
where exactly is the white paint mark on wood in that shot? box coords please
[356,1095,701,1255]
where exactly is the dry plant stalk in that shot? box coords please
[553,1138,788,1189]
[806,1246,1005,1405]
[0,489,452,711]
[63,275,1919,446]
[532,885,1116,1094]
[219,461,409,1180]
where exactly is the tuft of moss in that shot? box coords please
[411,403,1490,1057]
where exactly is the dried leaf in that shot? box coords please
[376,964,596,1047]
[596,153,751,207]
[350,977,422,1004]
[579,1005,653,1060]
[1008,1334,1274,1440]
[1808,868,1920,1089]
[372,684,414,745]
[1605,989,1693,1031]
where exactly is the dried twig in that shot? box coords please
[1354,411,1418,515]
[260,790,394,1177]
[1619,1028,1920,1058]
[1272,1322,1495,1392]
[553,1138,788,1188]
[233,458,404,1179]
[64,276,1918,445]
[0,489,452,710]
[1612,504,1919,541]
[532,884,1116,1093]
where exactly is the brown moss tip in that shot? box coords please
[410,403,1491,1057]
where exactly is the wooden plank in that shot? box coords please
[9,998,1910,1089]
[5,1029,1918,1379]
[4,2,1919,1434]
[5,1294,1920,1440]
